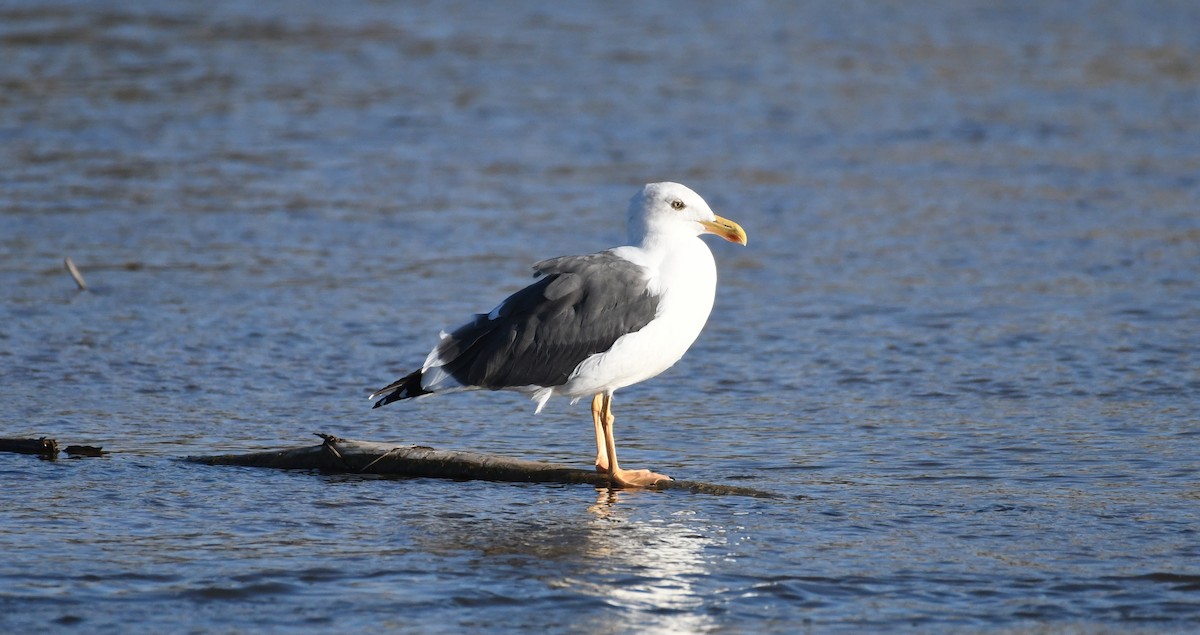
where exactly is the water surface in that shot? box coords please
[2,1,1198,632]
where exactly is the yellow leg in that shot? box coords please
[598,392,670,488]
[590,393,609,472]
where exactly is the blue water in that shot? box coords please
[2,1,1199,632]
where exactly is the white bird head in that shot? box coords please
[627,182,748,247]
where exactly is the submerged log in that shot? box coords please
[188,434,777,498]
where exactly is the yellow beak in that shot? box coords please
[699,215,748,246]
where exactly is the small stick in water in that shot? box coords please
[64,256,87,291]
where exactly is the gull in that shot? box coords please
[370,182,747,487]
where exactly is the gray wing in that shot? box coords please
[434,252,659,389]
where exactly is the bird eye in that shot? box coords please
[670,200,686,210]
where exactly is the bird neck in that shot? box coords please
[633,226,702,258]
[615,231,714,289]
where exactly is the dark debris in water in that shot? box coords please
[0,436,59,456]
[0,437,108,459]
[64,445,107,458]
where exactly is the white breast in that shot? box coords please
[557,236,718,399]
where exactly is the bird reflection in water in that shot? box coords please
[415,487,723,633]
[558,487,721,634]
[586,486,624,517]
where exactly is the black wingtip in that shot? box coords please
[371,389,403,409]
[368,369,427,409]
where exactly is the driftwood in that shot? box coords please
[188,434,778,498]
